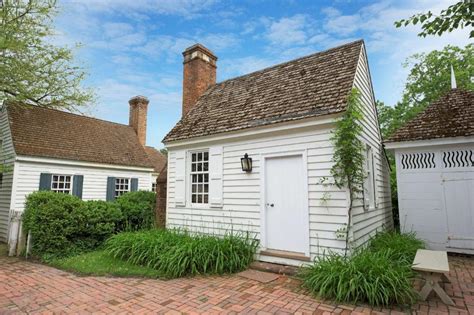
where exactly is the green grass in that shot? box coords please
[50,250,163,278]
[300,231,425,306]
[105,228,259,278]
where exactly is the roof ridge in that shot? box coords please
[213,39,364,87]
[8,103,132,129]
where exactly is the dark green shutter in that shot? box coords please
[72,175,84,199]
[131,178,138,192]
[39,173,52,190]
[106,177,116,201]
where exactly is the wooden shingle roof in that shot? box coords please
[164,40,363,142]
[6,104,153,168]
[386,89,474,143]
[144,146,167,173]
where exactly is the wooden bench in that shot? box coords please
[412,249,454,306]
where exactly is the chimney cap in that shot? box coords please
[129,95,149,105]
[183,43,217,61]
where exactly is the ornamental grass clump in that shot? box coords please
[105,229,258,278]
[300,231,425,306]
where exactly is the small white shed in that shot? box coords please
[386,88,474,254]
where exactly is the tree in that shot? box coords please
[0,0,93,110]
[330,88,365,256]
[379,44,473,139]
[395,1,474,38]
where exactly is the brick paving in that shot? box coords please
[0,254,472,314]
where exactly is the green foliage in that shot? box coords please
[50,250,163,278]
[0,0,93,109]
[23,192,122,259]
[115,191,156,231]
[331,88,365,197]
[330,88,366,253]
[300,232,425,306]
[378,45,473,141]
[395,1,474,38]
[105,229,259,278]
[369,231,425,263]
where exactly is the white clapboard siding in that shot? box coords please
[11,159,152,211]
[0,110,16,242]
[350,44,393,250]
[167,125,352,259]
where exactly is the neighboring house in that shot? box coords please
[385,87,474,254]
[163,40,393,266]
[0,96,157,243]
[144,146,167,192]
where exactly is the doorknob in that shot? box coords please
[266,203,274,207]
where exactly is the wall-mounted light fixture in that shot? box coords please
[241,153,252,172]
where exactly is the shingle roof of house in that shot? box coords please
[6,104,153,168]
[144,146,167,173]
[385,89,474,143]
[164,40,364,142]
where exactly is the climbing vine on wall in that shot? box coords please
[330,88,366,256]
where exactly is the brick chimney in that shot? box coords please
[182,44,217,117]
[129,95,149,146]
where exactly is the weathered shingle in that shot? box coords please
[163,40,363,142]
[6,104,153,168]
[144,146,167,173]
[385,89,474,143]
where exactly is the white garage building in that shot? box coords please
[385,88,474,254]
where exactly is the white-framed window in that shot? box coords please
[364,145,376,209]
[115,177,130,198]
[51,175,73,194]
[190,151,209,204]
[151,182,157,192]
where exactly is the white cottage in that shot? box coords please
[385,88,474,254]
[0,96,165,246]
[163,40,393,266]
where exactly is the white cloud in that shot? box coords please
[266,14,309,46]
[103,22,135,38]
[220,56,275,79]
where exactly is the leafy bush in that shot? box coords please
[23,191,122,259]
[300,250,418,306]
[105,229,258,278]
[115,191,156,231]
[300,231,425,306]
[369,231,425,263]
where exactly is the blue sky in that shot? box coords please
[54,0,470,148]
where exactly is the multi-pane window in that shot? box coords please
[51,175,72,194]
[364,145,376,209]
[115,178,130,198]
[190,151,209,204]
[151,182,157,192]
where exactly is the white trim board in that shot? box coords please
[15,155,154,172]
[385,136,474,150]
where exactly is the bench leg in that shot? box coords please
[419,272,455,306]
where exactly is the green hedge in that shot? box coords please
[22,190,156,259]
[300,231,425,306]
[105,229,259,278]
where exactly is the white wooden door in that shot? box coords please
[264,155,307,254]
[444,173,474,250]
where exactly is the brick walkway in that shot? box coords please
[0,255,472,314]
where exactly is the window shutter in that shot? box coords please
[209,146,223,207]
[39,173,52,191]
[174,150,186,207]
[372,151,378,209]
[131,178,138,192]
[72,175,84,199]
[106,177,116,201]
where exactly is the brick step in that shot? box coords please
[249,261,300,276]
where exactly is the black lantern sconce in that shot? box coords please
[241,153,253,172]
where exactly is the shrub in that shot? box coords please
[22,191,122,259]
[300,231,425,306]
[115,191,156,231]
[105,229,259,278]
[300,250,418,306]
[368,231,425,263]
